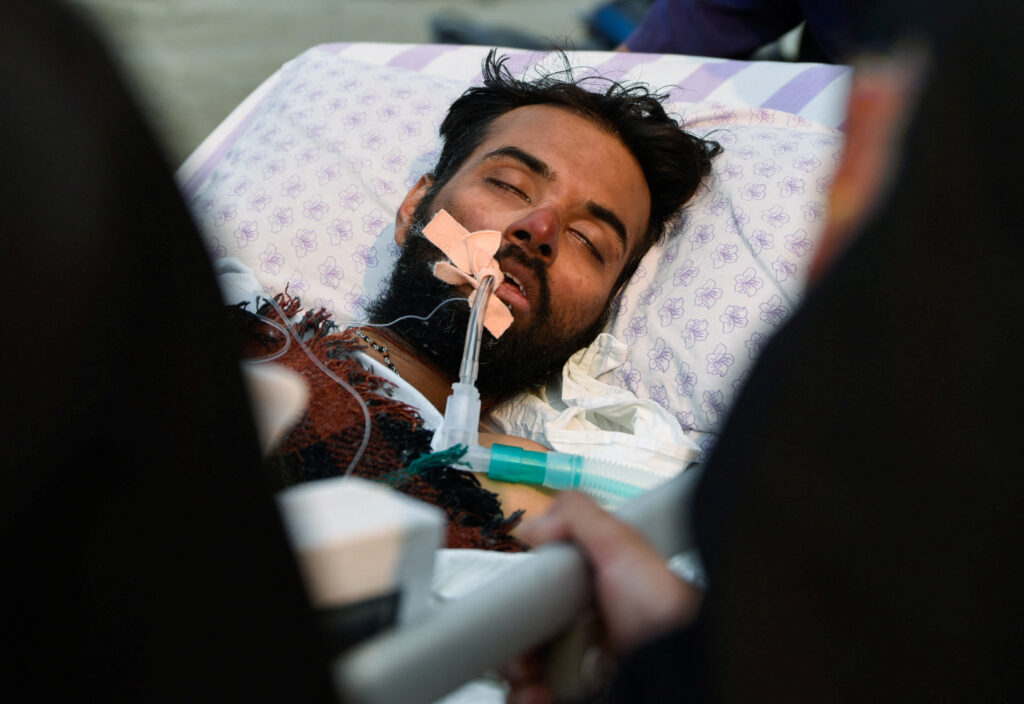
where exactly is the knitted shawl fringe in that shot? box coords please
[229,292,528,552]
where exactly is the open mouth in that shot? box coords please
[495,265,532,316]
[503,272,524,296]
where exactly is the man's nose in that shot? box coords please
[504,207,560,262]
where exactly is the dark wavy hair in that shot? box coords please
[424,50,722,292]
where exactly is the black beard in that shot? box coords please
[364,219,611,405]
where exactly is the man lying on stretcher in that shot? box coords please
[237,51,719,542]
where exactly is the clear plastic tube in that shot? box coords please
[430,276,494,453]
[337,296,466,332]
[243,312,292,364]
[457,275,494,385]
[543,451,665,507]
[263,294,371,477]
[249,292,466,475]
[465,443,670,509]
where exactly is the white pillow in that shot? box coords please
[185,46,844,452]
[604,107,841,455]
[187,47,465,319]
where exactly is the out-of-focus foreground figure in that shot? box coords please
[516,0,1024,701]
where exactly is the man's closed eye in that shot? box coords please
[487,177,532,204]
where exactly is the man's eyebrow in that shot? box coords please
[483,146,552,180]
[587,201,628,256]
[484,145,630,256]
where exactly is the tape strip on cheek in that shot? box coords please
[422,209,513,338]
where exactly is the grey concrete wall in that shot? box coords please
[69,0,598,164]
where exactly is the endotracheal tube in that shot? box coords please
[430,276,667,510]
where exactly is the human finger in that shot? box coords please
[517,491,699,653]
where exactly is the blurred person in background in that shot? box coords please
[620,0,855,63]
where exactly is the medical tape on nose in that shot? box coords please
[422,209,513,339]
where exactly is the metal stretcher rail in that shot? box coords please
[332,464,704,704]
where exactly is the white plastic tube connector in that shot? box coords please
[429,381,480,452]
[430,274,493,453]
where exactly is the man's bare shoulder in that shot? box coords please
[476,431,556,519]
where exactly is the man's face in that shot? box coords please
[374,104,652,401]
[418,104,651,335]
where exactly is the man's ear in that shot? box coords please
[395,173,435,246]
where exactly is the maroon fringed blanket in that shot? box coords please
[231,293,528,552]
